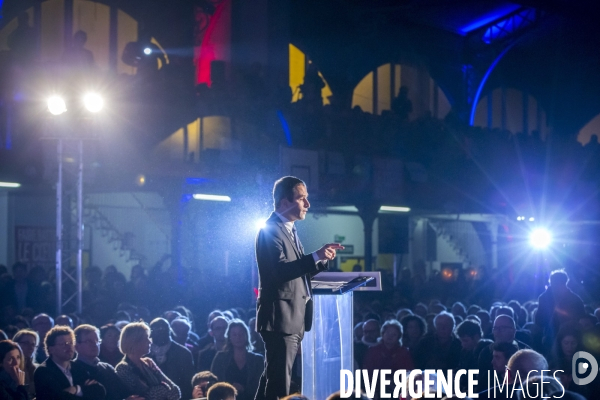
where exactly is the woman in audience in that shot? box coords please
[400,314,427,355]
[115,322,180,400]
[363,319,414,372]
[550,324,589,398]
[12,330,38,399]
[0,340,28,400]
[210,319,263,400]
[99,324,123,367]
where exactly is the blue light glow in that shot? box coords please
[277,110,292,146]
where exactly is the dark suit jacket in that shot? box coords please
[210,350,264,400]
[73,359,129,400]
[150,342,194,400]
[255,212,328,335]
[34,358,106,400]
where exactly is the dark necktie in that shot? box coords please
[292,225,311,299]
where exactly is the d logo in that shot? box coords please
[572,351,598,385]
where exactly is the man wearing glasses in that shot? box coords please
[74,325,140,400]
[34,325,106,400]
[477,315,530,377]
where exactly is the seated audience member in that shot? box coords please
[549,324,590,398]
[34,326,106,400]
[99,325,123,367]
[198,317,229,372]
[0,340,28,400]
[115,322,180,400]
[12,330,39,398]
[363,319,414,372]
[476,310,492,339]
[206,382,236,400]
[400,315,427,355]
[478,315,530,374]
[456,319,493,371]
[246,318,264,356]
[149,318,195,400]
[56,315,74,328]
[414,312,462,371]
[210,319,263,400]
[171,317,199,361]
[198,311,224,351]
[192,371,218,399]
[354,319,380,368]
[451,302,467,320]
[490,342,519,383]
[31,314,54,363]
[479,349,548,399]
[74,325,133,400]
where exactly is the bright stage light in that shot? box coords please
[47,96,67,115]
[529,228,552,249]
[143,47,152,55]
[83,93,104,113]
[192,194,231,202]
[255,219,267,230]
[0,182,20,188]
[380,205,411,213]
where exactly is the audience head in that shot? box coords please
[361,319,380,344]
[578,314,596,331]
[55,314,74,328]
[353,322,363,342]
[0,340,25,373]
[192,371,218,399]
[400,314,427,343]
[507,349,548,383]
[225,319,253,352]
[414,303,428,318]
[100,324,121,353]
[74,324,101,360]
[120,322,151,358]
[45,326,75,362]
[209,316,229,343]
[496,306,515,320]
[171,317,191,345]
[162,311,182,323]
[207,382,237,400]
[549,269,569,289]
[13,329,39,360]
[456,319,482,351]
[433,311,456,342]
[451,302,467,319]
[395,308,413,321]
[553,324,581,361]
[492,341,519,373]
[493,315,516,343]
[149,318,173,346]
[31,313,54,339]
[380,319,403,347]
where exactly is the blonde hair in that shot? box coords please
[119,322,150,355]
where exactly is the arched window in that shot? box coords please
[0,0,166,74]
[352,63,451,118]
[473,87,547,138]
[578,114,600,145]
[289,43,332,105]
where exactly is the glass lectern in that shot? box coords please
[301,272,381,399]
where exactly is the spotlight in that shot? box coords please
[83,93,104,113]
[529,228,552,249]
[529,217,535,222]
[47,96,67,115]
[143,47,152,55]
[192,194,231,202]
[255,219,267,230]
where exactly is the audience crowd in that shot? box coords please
[1,260,599,400]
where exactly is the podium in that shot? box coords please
[301,272,382,399]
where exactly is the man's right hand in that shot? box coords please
[316,243,344,261]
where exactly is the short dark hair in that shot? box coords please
[273,176,305,209]
[400,314,427,337]
[74,324,100,343]
[207,382,237,400]
[44,326,74,356]
[192,371,218,387]
[456,319,482,338]
[492,341,519,360]
[550,269,568,286]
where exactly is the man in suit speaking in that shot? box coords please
[254,176,343,400]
